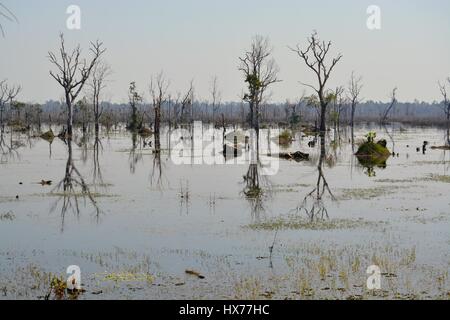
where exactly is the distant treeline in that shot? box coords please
[1,98,448,133]
[34,99,448,127]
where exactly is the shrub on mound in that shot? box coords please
[356,139,390,158]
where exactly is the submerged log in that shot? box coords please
[430,145,450,150]
[138,127,153,137]
[274,151,309,162]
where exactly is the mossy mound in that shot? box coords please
[355,140,390,167]
[356,140,390,157]
[40,130,55,142]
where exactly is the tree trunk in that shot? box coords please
[67,102,73,138]
[154,104,161,153]
[320,102,327,134]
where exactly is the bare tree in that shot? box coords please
[347,72,363,129]
[180,80,194,124]
[149,71,170,152]
[438,78,450,144]
[0,80,21,132]
[48,33,105,139]
[89,61,112,137]
[331,86,345,134]
[381,87,398,124]
[210,75,221,123]
[290,31,343,134]
[239,35,280,133]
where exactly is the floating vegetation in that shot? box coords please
[98,271,154,283]
[338,186,401,200]
[375,178,417,184]
[246,215,382,231]
[244,186,264,199]
[0,211,15,221]
[424,174,450,183]
[35,192,119,198]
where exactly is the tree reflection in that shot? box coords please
[51,139,100,232]
[150,129,166,188]
[294,134,335,222]
[0,130,23,162]
[242,130,270,221]
[92,134,104,186]
[129,131,143,174]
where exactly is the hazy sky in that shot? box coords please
[1,0,449,104]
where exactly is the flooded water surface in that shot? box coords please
[1,124,449,299]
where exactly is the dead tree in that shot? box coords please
[290,31,343,134]
[438,78,450,145]
[347,71,363,129]
[0,80,21,132]
[180,81,194,124]
[149,72,170,153]
[239,35,280,136]
[210,75,221,123]
[48,33,105,139]
[89,61,111,137]
[381,87,398,124]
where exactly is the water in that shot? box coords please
[0,124,449,299]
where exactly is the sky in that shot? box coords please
[0,0,449,104]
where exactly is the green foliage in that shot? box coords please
[243,74,262,103]
[305,95,319,108]
[365,131,377,143]
[128,81,142,131]
[289,113,301,126]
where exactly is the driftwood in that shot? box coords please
[275,151,309,162]
[430,145,450,150]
